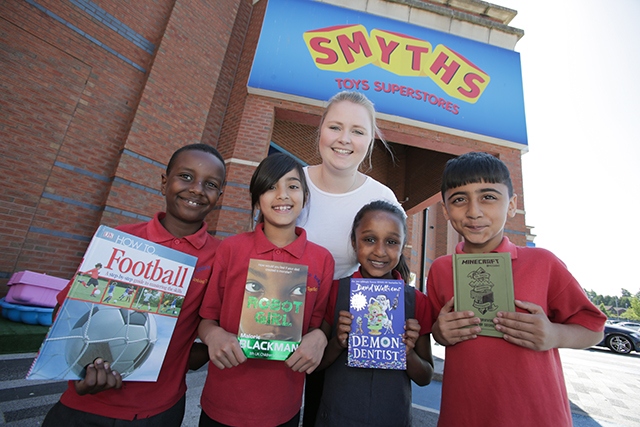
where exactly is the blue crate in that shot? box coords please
[0,298,53,326]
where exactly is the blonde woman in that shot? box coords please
[300,91,403,426]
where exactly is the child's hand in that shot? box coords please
[493,300,557,351]
[286,328,327,374]
[74,358,122,395]
[203,324,247,369]
[403,318,420,352]
[336,310,353,349]
[432,297,481,346]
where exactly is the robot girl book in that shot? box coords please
[237,259,308,361]
[26,225,196,381]
[453,252,515,338]
[348,278,406,369]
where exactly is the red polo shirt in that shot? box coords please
[427,237,606,427]
[199,224,334,426]
[57,213,220,420]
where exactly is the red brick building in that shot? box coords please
[0,0,528,295]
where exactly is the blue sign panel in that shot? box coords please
[248,0,527,146]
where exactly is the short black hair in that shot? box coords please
[166,143,226,176]
[440,152,513,199]
[249,153,309,222]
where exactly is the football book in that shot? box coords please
[238,259,308,361]
[453,252,515,338]
[26,225,196,381]
[348,278,406,370]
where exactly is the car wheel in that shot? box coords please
[606,334,632,354]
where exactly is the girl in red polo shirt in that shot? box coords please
[198,153,335,427]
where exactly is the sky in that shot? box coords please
[495,0,640,297]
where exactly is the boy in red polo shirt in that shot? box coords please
[42,144,226,426]
[428,152,606,427]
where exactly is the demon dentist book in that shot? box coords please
[348,278,406,370]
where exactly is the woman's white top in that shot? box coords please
[298,166,402,279]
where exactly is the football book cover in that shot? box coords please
[453,252,515,338]
[237,259,308,361]
[347,278,406,370]
[26,225,196,382]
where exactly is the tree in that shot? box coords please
[591,294,603,306]
[582,289,640,313]
[584,289,597,302]
[619,296,631,309]
[598,303,610,317]
[622,297,640,321]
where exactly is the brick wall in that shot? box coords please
[0,0,246,293]
[1,0,159,286]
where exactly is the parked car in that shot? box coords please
[616,322,640,331]
[595,324,640,354]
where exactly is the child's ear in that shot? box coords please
[441,202,451,221]
[161,173,168,195]
[252,205,262,225]
[507,194,517,218]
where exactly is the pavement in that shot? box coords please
[0,343,637,426]
[416,345,638,427]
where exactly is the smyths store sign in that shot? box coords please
[248,0,527,146]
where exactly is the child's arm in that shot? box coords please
[188,341,209,370]
[286,327,328,374]
[493,300,604,351]
[286,254,335,374]
[74,358,122,395]
[316,311,352,371]
[403,320,434,386]
[432,297,482,346]
[198,319,247,369]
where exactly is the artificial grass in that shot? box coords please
[0,315,49,354]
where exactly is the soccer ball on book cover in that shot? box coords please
[65,306,157,378]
